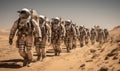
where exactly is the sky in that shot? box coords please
[0,0,120,30]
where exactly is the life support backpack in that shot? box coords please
[39,21,47,36]
[65,24,73,35]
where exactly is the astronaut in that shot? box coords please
[90,28,97,45]
[78,26,86,47]
[35,15,51,61]
[51,17,66,55]
[9,8,42,67]
[64,20,76,52]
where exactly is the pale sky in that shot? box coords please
[0,0,120,30]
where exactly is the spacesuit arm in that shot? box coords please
[9,20,18,40]
[76,28,80,38]
[72,26,77,37]
[61,24,66,37]
[32,19,42,38]
[46,23,51,38]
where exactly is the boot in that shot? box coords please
[37,55,41,61]
[67,47,70,53]
[41,54,46,61]
[57,50,60,56]
[80,43,84,47]
[23,58,28,67]
[27,60,33,67]
[54,49,57,56]
[41,48,46,61]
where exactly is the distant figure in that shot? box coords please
[78,26,86,47]
[90,28,96,45]
[35,15,51,61]
[94,25,100,42]
[9,8,42,67]
[71,23,77,49]
[103,29,109,43]
[97,28,105,44]
[51,17,66,56]
[74,25,80,40]
[85,28,90,45]
[64,20,76,52]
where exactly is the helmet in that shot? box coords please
[52,17,60,23]
[40,15,46,19]
[79,26,82,28]
[39,15,46,20]
[39,15,47,23]
[72,23,76,26]
[65,19,72,23]
[81,25,84,28]
[55,17,60,20]
[65,20,72,26]
[17,8,31,15]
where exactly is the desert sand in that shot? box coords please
[0,26,120,71]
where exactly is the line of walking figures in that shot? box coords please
[9,8,109,67]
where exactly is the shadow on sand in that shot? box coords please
[33,49,55,57]
[0,59,23,68]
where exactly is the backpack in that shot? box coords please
[65,24,73,35]
[39,21,47,36]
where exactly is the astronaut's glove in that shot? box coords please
[9,38,13,45]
